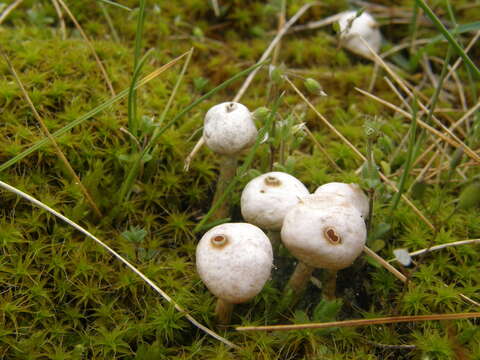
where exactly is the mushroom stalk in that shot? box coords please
[267,230,281,246]
[211,155,238,221]
[286,262,314,294]
[215,298,234,325]
[323,269,338,300]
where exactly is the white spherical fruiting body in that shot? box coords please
[196,223,273,304]
[338,10,382,58]
[281,200,366,270]
[241,172,310,231]
[314,182,369,218]
[203,102,257,155]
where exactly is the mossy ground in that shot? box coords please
[0,0,479,359]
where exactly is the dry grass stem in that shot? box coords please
[236,312,480,332]
[0,180,239,349]
[211,0,220,17]
[358,37,478,163]
[363,246,407,282]
[0,49,103,218]
[0,0,23,24]
[408,239,480,258]
[286,12,344,34]
[443,30,480,98]
[287,77,435,230]
[51,0,67,40]
[303,125,343,173]
[355,87,480,163]
[271,0,286,65]
[57,0,116,96]
[233,1,319,102]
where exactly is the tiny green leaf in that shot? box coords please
[457,182,480,210]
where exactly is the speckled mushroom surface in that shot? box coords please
[203,102,258,155]
[196,223,273,304]
[241,171,310,231]
[338,10,382,58]
[281,200,366,270]
[314,182,369,218]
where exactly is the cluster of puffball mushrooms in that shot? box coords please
[195,102,369,325]
[195,9,381,325]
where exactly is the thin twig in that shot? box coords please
[0,0,23,24]
[0,48,103,218]
[0,180,239,349]
[57,0,116,96]
[236,312,480,331]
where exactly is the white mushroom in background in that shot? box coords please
[314,182,369,219]
[203,102,258,221]
[281,194,367,299]
[241,171,310,232]
[337,10,382,58]
[196,223,273,324]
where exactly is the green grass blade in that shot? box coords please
[390,97,418,213]
[415,0,480,78]
[0,88,133,172]
[0,53,189,173]
[128,48,153,137]
[119,60,268,201]
[128,0,147,137]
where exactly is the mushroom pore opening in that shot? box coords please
[226,102,236,113]
[264,176,281,187]
[211,234,228,248]
[324,227,342,245]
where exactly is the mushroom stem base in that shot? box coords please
[211,155,238,221]
[323,269,338,300]
[267,230,280,247]
[287,262,314,294]
[215,298,234,325]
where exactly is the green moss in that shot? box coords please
[0,0,478,358]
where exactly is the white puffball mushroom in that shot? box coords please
[338,10,382,58]
[314,182,369,218]
[241,171,310,231]
[196,222,273,324]
[282,202,366,270]
[203,102,258,156]
[281,196,366,299]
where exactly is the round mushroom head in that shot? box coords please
[196,223,273,304]
[281,200,366,270]
[314,182,369,218]
[241,171,310,231]
[203,102,258,155]
[338,10,382,58]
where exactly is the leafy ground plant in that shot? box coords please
[0,0,479,359]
